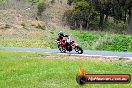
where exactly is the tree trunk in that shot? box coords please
[74,21,77,28]
[99,12,104,31]
[124,8,127,24]
[79,21,83,30]
[105,15,108,22]
[31,0,34,6]
[86,21,89,29]
[127,13,132,34]
[67,0,72,6]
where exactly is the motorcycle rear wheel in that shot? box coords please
[58,46,66,53]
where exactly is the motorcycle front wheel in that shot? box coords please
[75,46,83,54]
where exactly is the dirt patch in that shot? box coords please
[23,53,132,63]
[0,28,36,36]
[50,3,72,11]
[0,9,39,35]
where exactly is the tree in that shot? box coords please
[111,0,132,33]
[30,0,39,6]
[67,0,73,6]
[92,0,113,30]
[37,0,46,16]
[66,0,132,33]
[64,1,97,29]
[51,0,55,4]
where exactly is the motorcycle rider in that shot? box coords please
[56,31,70,51]
[56,31,83,54]
[56,31,68,41]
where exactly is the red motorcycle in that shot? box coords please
[56,35,83,54]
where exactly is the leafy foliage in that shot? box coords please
[66,0,132,33]
[64,1,98,29]
[37,0,46,16]
[51,0,55,4]
[97,35,132,52]
[67,0,73,6]
[5,23,11,29]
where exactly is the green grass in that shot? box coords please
[0,0,7,3]
[0,50,132,88]
[0,27,132,52]
[97,34,132,52]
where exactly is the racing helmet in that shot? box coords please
[58,31,64,36]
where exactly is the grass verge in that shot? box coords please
[0,50,132,88]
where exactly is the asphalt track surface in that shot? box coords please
[0,47,132,59]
